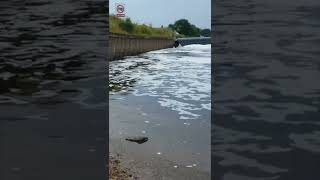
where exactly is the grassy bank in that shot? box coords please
[110,15,173,39]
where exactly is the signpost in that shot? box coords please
[116,3,125,17]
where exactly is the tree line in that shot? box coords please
[110,15,211,38]
[168,19,211,37]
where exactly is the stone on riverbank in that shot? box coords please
[125,136,148,144]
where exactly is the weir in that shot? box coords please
[175,37,211,46]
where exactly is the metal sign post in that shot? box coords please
[116,3,125,17]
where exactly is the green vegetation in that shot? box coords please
[110,16,211,38]
[200,29,211,37]
[110,15,173,39]
[168,19,211,37]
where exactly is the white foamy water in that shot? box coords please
[109,44,211,120]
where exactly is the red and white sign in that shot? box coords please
[116,3,125,17]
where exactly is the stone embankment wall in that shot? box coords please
[108,34,174,61]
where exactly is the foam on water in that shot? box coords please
[109,44,211,120]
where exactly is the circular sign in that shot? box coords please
[116,4,124,13]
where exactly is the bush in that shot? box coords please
[119,18,134,33]
[168,19,208,37]
[109,15,173,39]
[134,24,152,35]
[200,29,211,37]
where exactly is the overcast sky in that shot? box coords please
[109,0,211,29]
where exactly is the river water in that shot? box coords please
[109,44,211,179]
[0,1,108,179]
[213,0,320,179]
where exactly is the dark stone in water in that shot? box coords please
[174,41,180,48]
[125,136,148,144]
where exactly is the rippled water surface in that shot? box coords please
[0,1,107,179]
[110,44,211,119]
[214,0,320,179]
[109,45,211,179]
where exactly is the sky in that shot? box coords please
[109,0,211,29]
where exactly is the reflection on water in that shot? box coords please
[214,0,320,179]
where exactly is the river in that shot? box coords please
[0,1,108,179]
[213,0,320,179]
[109,44,211,179]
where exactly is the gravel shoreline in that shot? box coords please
[109,154,139,180]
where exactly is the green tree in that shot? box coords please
[119,18,134,33]
[168,24,175,30]
[190,24,201,37]
[200,29,211,37]
[169,19,201,37]
[174,19,193,36]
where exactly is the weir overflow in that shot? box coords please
[175,37,211,47]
